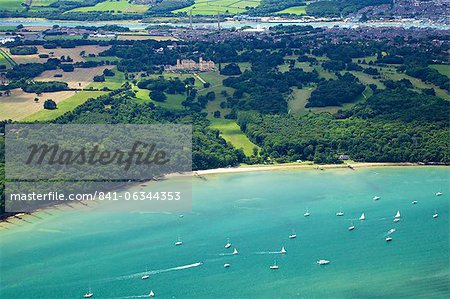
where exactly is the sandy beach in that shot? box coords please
[194,162,423,176]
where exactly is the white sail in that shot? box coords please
[149,290,155,297]
[359,213,366,220]
[395,210,401,218]
[280,246,287,254]
[233,248,239,255]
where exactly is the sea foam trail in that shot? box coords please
[114,295,150,299]
[383,228,396,237]
[254,251,282,255]
[114,262,203,281]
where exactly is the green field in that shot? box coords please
[209,118,258,156]
[87,68,125,90]
[276,5,306,15]
[23,91,106,121]
[430,64,450,78]
[174,0,260,15]
[287,86,314,115]
[69,0,149,13]
[0,0,25,11]
[0,48,16,68]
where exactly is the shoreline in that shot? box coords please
[1,162,447,224]
[193,162,429,176]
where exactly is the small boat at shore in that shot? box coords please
[359,213,366,220]
[373,196,381,201]
[233,248,239,255]
[316,259,330,265]
[280,246,287,254]
[149,290,155,297]
[435,192,443,196]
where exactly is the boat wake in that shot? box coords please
[383,228,396,237]
[114,262,203,281]
[114,295,150,299]
[254,251,283,255]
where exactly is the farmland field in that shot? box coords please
[0,89,77,121]
[209,118,258,156]
[36,65,112,89]
[69,0,149,13]
[0,0,25,11]
[174,0,260,15]
[1,45,110,64]
[22,91,106,121]
[276,5,307,15]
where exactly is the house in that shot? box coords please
[165,57,216,72]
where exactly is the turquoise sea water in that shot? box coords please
[1,167,449,298]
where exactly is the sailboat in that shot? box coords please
[393,210,401,222]
[280,246,287,254]
[269,260,279,270]
[288,229,297,239]
[233,248,239,255]
[433,210,438,218]
[225,238,231,249]
[149,290,155,297]
[373,196,381,201]
[348,222,355,231]
[175,237,183,246]
[303,209,311,217]
[359,213,366,220]
[435,192,443,196]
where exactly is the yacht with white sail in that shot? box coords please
[359,213,366,220]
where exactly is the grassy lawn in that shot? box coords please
[83,56,120,63]
[44,35,84,40]
[134,87,186,110]
[23,91,106,121]
[276,5,306,15]
[0,48,16,67]
[209,118,258,156]
[0,0,26,11]
[87,68,125,90]
[174,0,260,15]
[379,66,450,100]
[288,86,314,115]
[69,0,149,13]
[350,71,385,89]
[430,64,450,78]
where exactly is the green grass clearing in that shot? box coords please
[430,64,450,78]
[69,0,149,14]
[276,5,306,15]
[23,91,106,121]
[174,0,260,15]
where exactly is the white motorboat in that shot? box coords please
[393,218,400,223]
[224,263,230,268]
[142,274,150,280]
[316,259,330,265]
[412,200,418,204]
[83,293,93,298]
[304,209,311,217]
[435,192,443,196]
[385,236,393,242]
[373,196,380,201]
[225,239,232,249]
[269,260,279,270]
[288,233,297,239]
[433,212,438,218]
[336,211,344,216]
[348,223,355,231]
